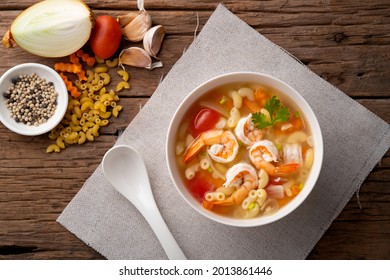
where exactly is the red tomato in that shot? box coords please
[89,15,122,59]
[187,170,223,202]
[191,108,220,137]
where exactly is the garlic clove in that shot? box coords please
[119,47,152,68]
[117,11,140,28]
[143,25,166,58]
[122,10,152,42]
[119,47,163,70]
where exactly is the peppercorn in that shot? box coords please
[5,73,58,126]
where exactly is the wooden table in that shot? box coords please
[0,0,389,260]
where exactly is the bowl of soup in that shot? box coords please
[166,72,323,227]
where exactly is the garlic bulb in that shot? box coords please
[143,25,166,58]
[2,0,94,58]
[119,47,162,70]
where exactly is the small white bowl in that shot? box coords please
[0,63,68,136]
[166,72,323,227]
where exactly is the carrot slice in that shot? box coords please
[291,185,301,196]
[243,98,261,113]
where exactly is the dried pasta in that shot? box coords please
[106,58,119,68]
[116,81,130,91]
[117,69,129,82]
[48,48,127,153]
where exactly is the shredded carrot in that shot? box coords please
[76,49,96,67]
[59,73,81,98]
[243,98,261,113]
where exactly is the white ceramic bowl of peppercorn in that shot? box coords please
[0,63,68,136]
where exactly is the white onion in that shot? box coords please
[3,0,94,57]
[265,185,284,200]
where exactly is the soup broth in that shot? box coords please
[174,82,314,219]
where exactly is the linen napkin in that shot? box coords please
[57,4,390,259]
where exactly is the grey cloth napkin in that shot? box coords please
[57,4,390,259]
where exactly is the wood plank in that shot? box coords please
[1,10,388,98]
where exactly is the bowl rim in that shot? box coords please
[0,62,68,136]
[166,71,323,227]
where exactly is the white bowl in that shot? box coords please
[0,63,68,136]
[166,72,323,227]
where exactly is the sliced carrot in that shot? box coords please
[291,185,301,196]
[291,117,304,130]
[243,98,261,113]
[254,88,268,106]
[202,200,214,210]
[277,196,292,207]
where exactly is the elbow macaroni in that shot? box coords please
[48,52,127,153]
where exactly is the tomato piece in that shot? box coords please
[89,15,122,59]
[190,108,220,137]
[186,170,223,202]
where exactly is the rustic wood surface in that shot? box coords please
[0,0,389,260]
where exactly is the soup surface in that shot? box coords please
[174,82,314,219]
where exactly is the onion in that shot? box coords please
[2,0,94,57]
[198,101,230,118]
[265,185,284,200]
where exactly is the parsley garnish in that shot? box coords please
[252,96,289,129]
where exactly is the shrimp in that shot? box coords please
[234,114,263,145]
[212,163,258,206]
[249,140,299,176]
[183,130,239,164]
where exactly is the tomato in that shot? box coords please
[187,170,223,202]
[190,108,220,137]
[89,15,122,59]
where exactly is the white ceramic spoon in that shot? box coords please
[102,145,187,260]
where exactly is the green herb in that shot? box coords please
[299,183,304,190]
[219,96,226,105]
[295,110,300,118]
[207,167,213,173]
[252,96,289,129]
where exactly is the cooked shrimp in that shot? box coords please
[183,130,239,164]
[234,114,263,145]
[212,163,258,206]
[249,140,299,176]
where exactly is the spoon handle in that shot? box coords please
[140,203,187,260]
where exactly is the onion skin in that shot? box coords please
[2,0,95,58]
